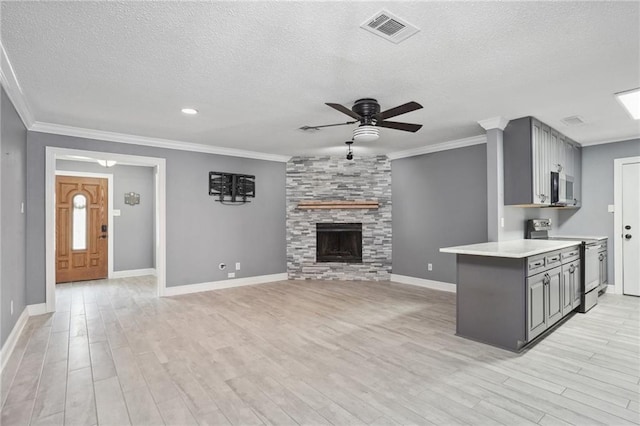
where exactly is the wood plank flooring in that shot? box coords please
[1,277,638,425]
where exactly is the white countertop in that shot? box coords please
[550,235,608,241]
[440,239,581,258]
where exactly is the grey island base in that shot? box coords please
[441,240,582,352]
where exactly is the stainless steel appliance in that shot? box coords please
[526,219,602,312]
[551,172,575,206]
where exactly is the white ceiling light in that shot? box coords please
[353,125,379,142]
[97,160,117,167]
[181,108,198,115]
[615,88,640,120]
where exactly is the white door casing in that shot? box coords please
[621,161,640,296]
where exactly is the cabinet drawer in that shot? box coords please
[561,246,580,264]
[545,253,562,267]
[527,257,546,275]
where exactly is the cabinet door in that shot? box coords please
[573,145,582,207]
[564,140,574,178]
[572,259,582,308]
[527,272,547,341]
[547,266,563,326]
[531,120,544,204]
[550,129,561,173]
[561,265,573,316]
[540,124,552,203]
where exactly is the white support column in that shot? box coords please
[478,117,509,242]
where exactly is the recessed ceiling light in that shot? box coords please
[181,108,198,115]
[615,88,640,120]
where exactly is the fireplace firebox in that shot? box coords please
[316,223,362,263]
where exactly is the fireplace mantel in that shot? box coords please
[297,200,379,210]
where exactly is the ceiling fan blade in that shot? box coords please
[299,121,357,131]
[326,103,362,120]
[377,120,423,133]
[377,101,423,120]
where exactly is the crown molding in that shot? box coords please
[30,121,291,163]
[579,135,640,147]
[477,116,509,131]
[0,43,35,128]
[386,134,487,160]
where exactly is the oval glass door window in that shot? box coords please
[72,194,87,250]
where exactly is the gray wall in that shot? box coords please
[26,132,286,304]
[1,88,27,347]
[56,160,155,272]
[556,138,640,284]
[392,144,488,284]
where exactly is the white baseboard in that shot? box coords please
[390,274,457,293]
[0,308,29,372]
[27,303,47,316]
[112,268,157,279]
[164,273,288,297]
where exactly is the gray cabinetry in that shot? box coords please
[504,116,582,207]
[457,244,581,351]
[599,242,608,287]
[546,265,563,327]
[527,271,547,341]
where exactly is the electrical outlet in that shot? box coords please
[607,204,615,213]
[428,263,433,271]
[11,300,14,316]
[235,262,241,270]
[227,272,236,279]
[501,217,505,228]
[21,202,24,214]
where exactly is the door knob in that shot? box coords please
[625,234,632,240]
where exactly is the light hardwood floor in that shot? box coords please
[1,277,638,425]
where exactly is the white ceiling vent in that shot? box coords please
[360,10,420,44]
[561,115,585,126]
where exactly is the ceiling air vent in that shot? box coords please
[360,10,420,44]
[561,115,585,126]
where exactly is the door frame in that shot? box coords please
[55,170,115,281]
[45,147,167,312]
[613,155,640,295]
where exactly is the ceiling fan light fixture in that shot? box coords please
[353,125,379,142]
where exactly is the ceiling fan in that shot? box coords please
[300,98,423,142]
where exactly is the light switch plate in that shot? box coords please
[607,204,615,213]
[113,209,121,217]
[235,262,241,270]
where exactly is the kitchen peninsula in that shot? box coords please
[441,239,582,352]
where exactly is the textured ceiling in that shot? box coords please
[2,1,639,157]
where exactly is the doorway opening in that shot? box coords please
[45,147,167,313]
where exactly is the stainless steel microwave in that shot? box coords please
[551,172,574,206]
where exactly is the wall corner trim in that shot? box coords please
[0,43,35,127]
[387,135,487,160]
[112,268,157,279]
[30,121,292,163]
[390,274,457,293]
[0,308,29,372]
[478,116,509,131]
[163,273,288,297]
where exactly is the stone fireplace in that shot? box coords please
[286,156,391,281]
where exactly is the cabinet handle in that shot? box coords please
[540,194,547,202]
[599,254,604,261]
[569,265,576,274]
[543,273,550,286]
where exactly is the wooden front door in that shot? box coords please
[56,176,108,283]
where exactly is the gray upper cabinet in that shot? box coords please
[504,116,582,207]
